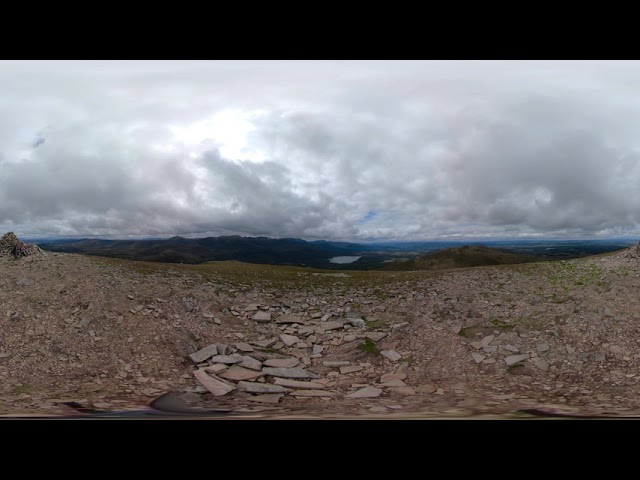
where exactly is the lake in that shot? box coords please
[329,256,362,264]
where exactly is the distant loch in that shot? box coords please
[329,256,362,264]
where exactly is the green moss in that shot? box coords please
[489,318,513,330]
[358,338,380,354]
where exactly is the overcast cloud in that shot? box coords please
[2,60,640,240]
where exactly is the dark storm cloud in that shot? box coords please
[2,61,640,239]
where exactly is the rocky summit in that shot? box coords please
[0,232,46,259]
[2,238,640,418]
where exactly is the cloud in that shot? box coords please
[2,61,640,240]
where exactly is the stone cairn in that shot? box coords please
[0,232,46,259]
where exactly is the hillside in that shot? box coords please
[380,245,539,271]
[38,235,380,269]
[3,238,640,417]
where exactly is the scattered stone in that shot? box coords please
[312,345,324,355]
[16,278,34,287]
[237,382,289,394]
[381,350,402,362]
[505,345,520,353]
[203,364,228,374]
[235,342,255,353]
[208,354,244,364]
[323,361,351,367]
[481,335,494,346]
[276,315,302,324]
[567,346,576,355]
[261,367,319,379]
[482,345,497,353]
[390,386,416,396]
[254,339,277,348]
[415,384,437,394]
[471,352,486,364]
[291,390,335,397]
[239,356,263,371]
[340,365,364,374]
[505,354,529,366]
[470,341,482,350]
[253,311,272,323]
[320,314,331,322]
[244,304,260,311]
[263,358,299,368]
[193,370,236,396]
[391,322,409,333]
[280,334,299,347]
[532,358,550,371]
[349,318,366,327]
[380,373,407,383]
[247,394,283,404]
[365,332,388,343]
[536,343,550,353]
[346,386,382,398]
[450,322,463,334]
[321,321,345,331]
[220,365,264,381]
[273,378,326,389]
[188,344,218,363]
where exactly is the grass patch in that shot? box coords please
[358,338,380,355]
[11,385,31,395]
[458,327,473,337]
[366,319,384,328]
[489,318,514,330]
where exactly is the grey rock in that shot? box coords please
[247,394,283,404]
[253,338,277,348]
[237,381,289,394]
[532,358,550,371]
[261,367,320,379]
[536,343,550,353]
[381,350,402,362]
[450,322,463,334]
[320,314,331,322]
[391,322,409,333]
[76,316,93,329]
[208,354,244,364]
[263,358,299,368]
[349,318,366,327]
[193,370,236,396]
[220,366,264,381]
[481,335,494,346]
[253,311,272,323]
[471,352,486,364]
[276,315,302,324]
[312,345,324,355]
[482,345,497,353]
[291,390,335,397]
[365,332,388,343]
[566,345,576,354]
[340,365,364,374]
[504,354,529,366]
[203,364,228,374]
[244,303,260,311]
[215,343,230,355]
[273,378,326,389]
[235,342,255,353]
[346,386,382,398]
[279,334,299,347]
[188,344,218,363]
[16,278,33,287]
[470,341,482,350]
[322,361,351,367]
[505,344,520,352]
[298,326,315,336]
[321,321,345,331]
[239,356,263,371]
[182,297,198,313]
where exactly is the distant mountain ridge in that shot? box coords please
[38,235,376,268]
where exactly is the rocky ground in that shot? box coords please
[2,243,640,418]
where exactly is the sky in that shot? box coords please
[2,60,640,241]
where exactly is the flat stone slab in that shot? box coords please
[280,334,299,347]
[276,315,303,324]
[239,356,263,371]
[381,350,402,361]
[253,311,272,323]
[365,332,388,343]
[244,304,260,311]
[340,365,364,374]
[220,366,265,381]
[261,367,320,379]
[235,342,255,353]
[203,364,228,374]
[471,352,486,364]
[188,344,218,363]
[193,370,236,396]
[322,361,351,367]
[209,354,244,364]
[380,373,407,383]
[346,386,382,398]
[319,321,345,331]
[247,394,283,404]
[263,358,300,368]
[273,378,326,389]
[291,390,336,397]
[253,339,277,348]
[237,381,289,394]
[504,354,529,366]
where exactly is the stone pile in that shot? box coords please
[0,232,46,259]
